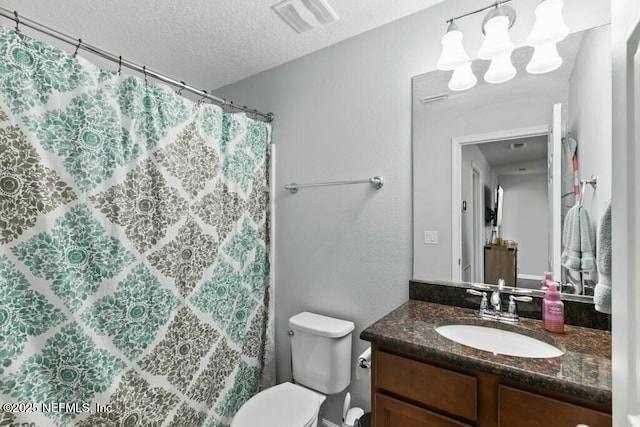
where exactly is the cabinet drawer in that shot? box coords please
[375,351,477,421]
[499,385,612,427]
[375,393,472,427]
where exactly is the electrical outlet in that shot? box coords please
[424,230,438,245]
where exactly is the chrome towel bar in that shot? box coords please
[284,176,384,194]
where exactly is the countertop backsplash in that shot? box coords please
[410,280,611,331]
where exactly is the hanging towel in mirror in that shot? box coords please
[561,204,596,272]
[561,137,579,226]
[594,199,612,314]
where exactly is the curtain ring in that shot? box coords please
[118,56,122,75]
[13,11,20,33]
[197,90,208,106]
[73,39,82,57]
[142,65,147,85]
[228,101,236,113]
[176,81,186,96]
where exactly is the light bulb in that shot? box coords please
[527,0,569,46]
[485,53,516,84]
[436,22,469,71]
[527,42,563,74]
[478,12,514,60]
[448,62,477,91]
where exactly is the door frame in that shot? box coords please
[451,125,549,281]
[612,8,640,423]
[471,164,483,282]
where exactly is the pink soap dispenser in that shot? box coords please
[543,282,564,333]
[540,271,552,290]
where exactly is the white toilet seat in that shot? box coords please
[231,382,326,427]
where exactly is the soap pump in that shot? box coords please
[542,281,564,333]
[540,271,553,290]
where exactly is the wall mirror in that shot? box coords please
[412,23,611,301]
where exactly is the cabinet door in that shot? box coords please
[484,246,517,286]
[375,351,477,421]
[375,393,472,427]
[499,386,612,427]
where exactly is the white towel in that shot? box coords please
[594,200,612,314]
[561,204,596,272]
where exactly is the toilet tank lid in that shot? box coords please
[289,312,355,338]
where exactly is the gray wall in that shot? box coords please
[215,0,611,424]
[498,173,549,276]
[568,25,612,230]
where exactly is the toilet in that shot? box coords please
[231,311,355,427]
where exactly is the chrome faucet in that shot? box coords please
[490,278,505,312]
[467,278,532,322]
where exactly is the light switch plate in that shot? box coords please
[424,230,438,245]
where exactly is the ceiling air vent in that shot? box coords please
[509,142,528,150]
[272,0,340,33]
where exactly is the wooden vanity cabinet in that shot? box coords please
[371,346,611,427]
[484,244,517,286]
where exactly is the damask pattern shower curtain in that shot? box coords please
[0,25,273,427]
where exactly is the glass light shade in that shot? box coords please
[448,62,477,91]
[484,53,516,84]
[526,41,563,74]
[478,15,514,60]
[526,0,569,46]
[436,24,469,71]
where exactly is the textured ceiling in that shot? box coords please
[0,0,446,91]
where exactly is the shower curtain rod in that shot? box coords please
[0,7,274,123]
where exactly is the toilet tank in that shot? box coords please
[288,312,355,394]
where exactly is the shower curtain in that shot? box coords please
[0,25,273,427]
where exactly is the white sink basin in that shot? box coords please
[435,324,564,358]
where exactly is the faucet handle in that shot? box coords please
[467,289,489,313]
[507,295,533,314]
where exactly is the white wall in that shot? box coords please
[611,0,640,423]
[568,25,613,230]
[215,0,611,423]
[461,145,498,281]
[498,173,549,276]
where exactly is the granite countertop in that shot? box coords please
[360,300,611,406]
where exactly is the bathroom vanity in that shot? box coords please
[361,299,611,427]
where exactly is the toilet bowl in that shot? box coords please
[231,382,326,427]
[231,312,355,427]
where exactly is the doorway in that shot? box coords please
[451,124,554,284]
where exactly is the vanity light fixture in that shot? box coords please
[485,52,517,84]
[477,6,516,60]
[479,5,516,83]
[449,61,478,91]
[436,21,469,71]
[526,0,569,74]
[436,0,570,91]
[526,41,563,74]
[526,0,569,46]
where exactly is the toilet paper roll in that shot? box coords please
[356,347,372,380]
